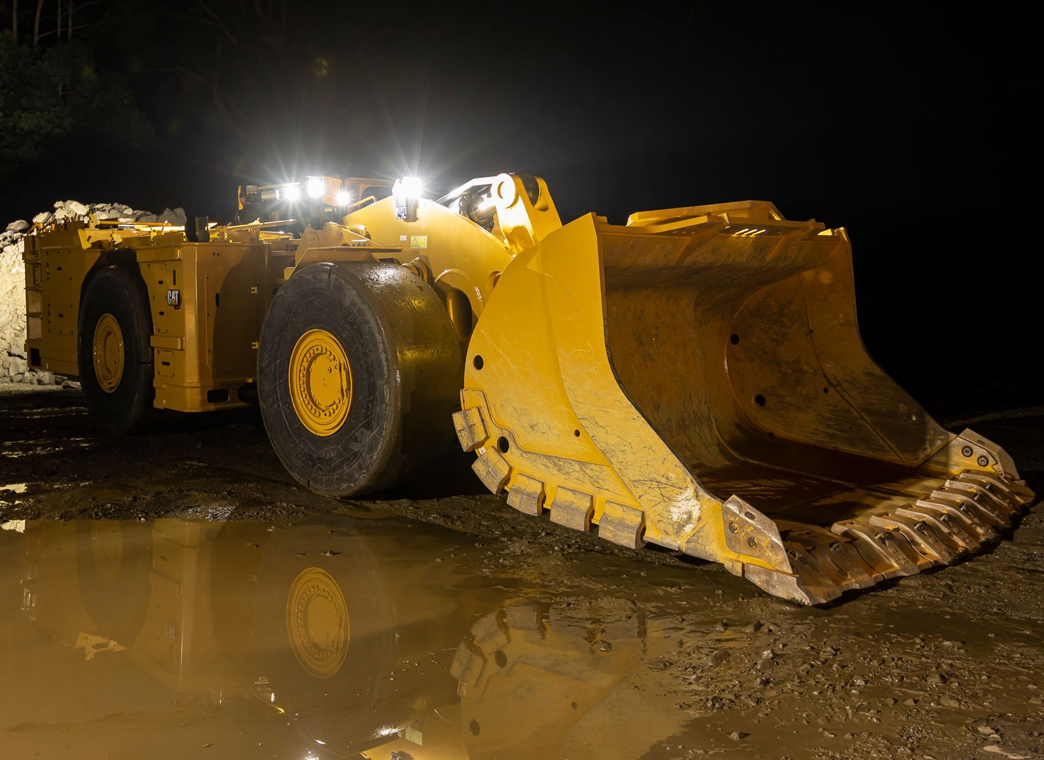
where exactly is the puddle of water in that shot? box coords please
[0,513,1041,760]
[0,515,720,760]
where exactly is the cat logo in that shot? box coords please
[166,289,181,309]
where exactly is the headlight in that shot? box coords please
[306,176,325,200]
[394,176,423,199]
[281,184,302,202]
[336,190,351,207]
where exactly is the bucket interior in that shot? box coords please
[599,224,951,518]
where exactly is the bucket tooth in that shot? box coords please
[785,531,881,590]
[916,497,991,545]
[470,611,510,655]
[505,603,545,633]
[831,521,920,578]
[450,641,484,689]
[549,488,594,532]
[786,542,848,597]
[506,473,546,516]
[453,406,490,452]
[824,540,883,590]
[923,493,998,543]
[743,558,842,606]
[881,526,933,571]
[904,501,982,550]
[598,501,646,550]
[940,481,1009,525]
[868,513,952,564]
[892,507,968,558]
[933,487,1007,527]
[957,470,1033,505]
[472,448,511,494]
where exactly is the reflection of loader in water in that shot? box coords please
[447,600,691,760]
[16,518,712,759]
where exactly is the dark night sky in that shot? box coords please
[3,1,1037,406]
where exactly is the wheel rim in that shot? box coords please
[288,329,354,436]
[92,313,125,393]
[286,567,351,678]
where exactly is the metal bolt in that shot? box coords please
[728,522,738,534]
[977,455,989,467]
[747,536,758,549]
[961,446,973,457]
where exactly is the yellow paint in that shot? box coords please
[454,194,1033,601]
[338,195,513,336]
[287,329,353,437]
[23,177,1033,603]
[91,313,124,393]
[24,221,271,412]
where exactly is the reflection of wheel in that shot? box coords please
[258,262,462,496]
[256,524,402,755]
[76,520,153,646]
[77,266,154,433]
[285,566,352,678]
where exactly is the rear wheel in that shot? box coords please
[77,265,155,433]
[258,262,463,496]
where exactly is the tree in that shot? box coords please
[0,34,154,181]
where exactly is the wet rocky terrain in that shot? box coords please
[1,386,1042,760]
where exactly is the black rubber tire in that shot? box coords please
[77,265,154,434]
[258,262,463,496]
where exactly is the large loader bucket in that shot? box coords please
[453,201,1034,604]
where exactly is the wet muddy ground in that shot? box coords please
[1,387,1043,760]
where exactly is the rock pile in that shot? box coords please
[1,201,185,386]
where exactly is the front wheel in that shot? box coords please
[258,262,463,496]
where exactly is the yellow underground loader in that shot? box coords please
[22,173,1034,604]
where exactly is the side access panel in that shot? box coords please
[136,242,270,412]
[22,229,104,376]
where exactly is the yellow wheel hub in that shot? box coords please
[92,313,125,394]
[286,567,351,678]
[288,329,353,436]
